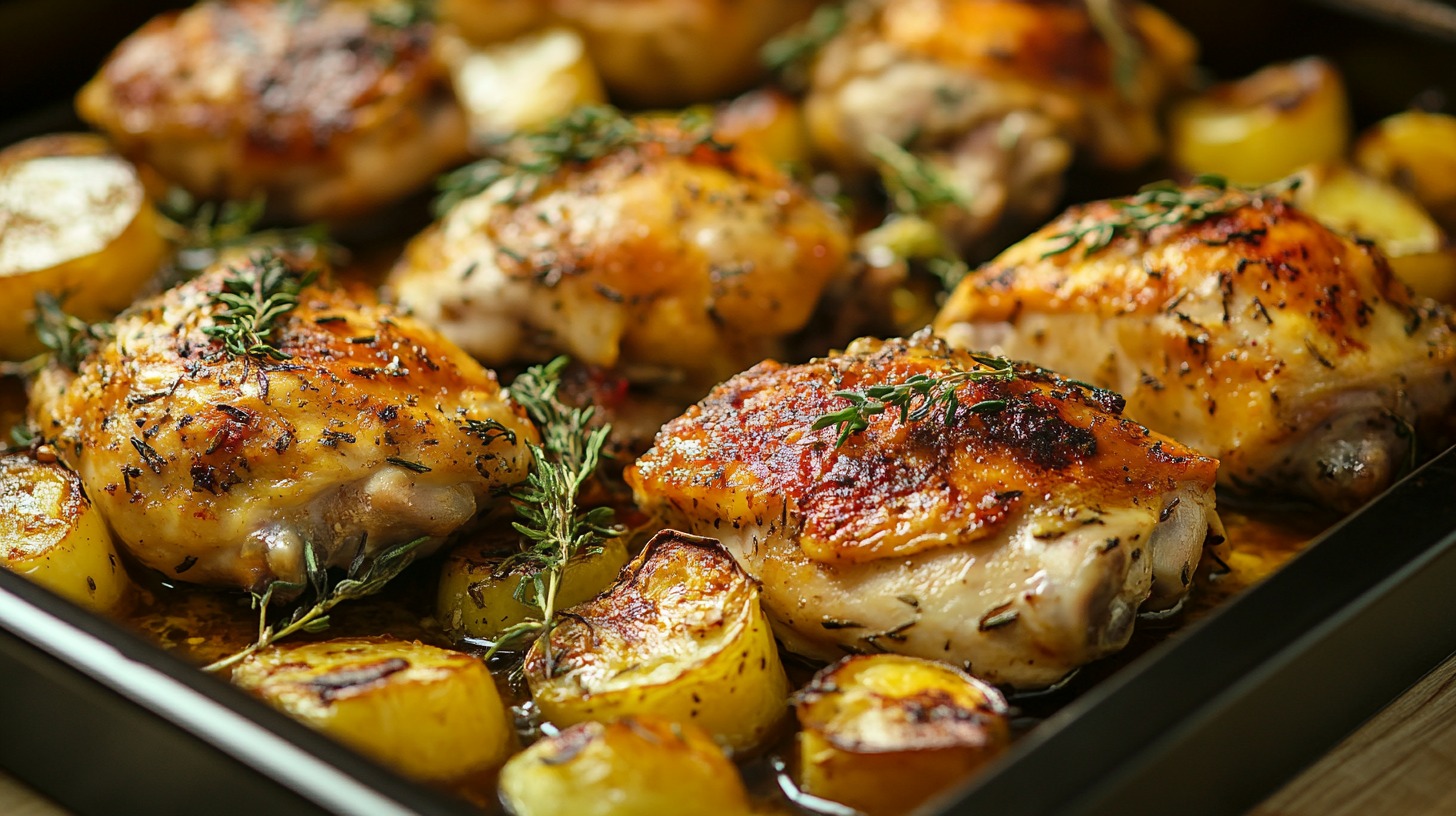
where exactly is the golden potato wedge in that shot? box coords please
[499,717,753,816]
[232,637,512,781]
[714,89,812,170]
[437,533,629,641]
[1355,110,1456,234]
[1169,58,1350,186]
[0,451,130,614]
[439,27,606,142]
[524,530,789,753]
[1292,162,1456,303]
[0,134,167,360]
[795,654,1011,816]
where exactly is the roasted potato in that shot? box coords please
[1169,57,1350,185]
[0,134,167,360]
[499,717,754,816]
[713,89,812,170]
[1293,162,1456,303]
[0,451,131,614]
[437,533,629,641]
[524,531,790,753]
[232,637,513,781]
[1355,110,1456,234]
[439,27,606,143]
[794,654,1011,816]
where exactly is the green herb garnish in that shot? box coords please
[32,292,113,372]
[203,252,317,361]
[868,135,970,217]
[762,2,847,76]
[157,188,332,282]
[812,357,1017,448]
[478,357,622,670]
[1039,175,1301,260]
[1085,0,1143,100]
[202,536,428,673]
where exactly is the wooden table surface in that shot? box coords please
[6,650,1456,815]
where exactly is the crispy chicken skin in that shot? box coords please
[76,0,470,222]
[388,115,852,392]
[627,333,1221,688]
[30,252,536,591]
[934,187,1456,511]
[440,0,822,106]
[804,0,1196,251]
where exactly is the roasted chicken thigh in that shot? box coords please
[803,0,1196,251]
[628,333,1221,688]
[934,182,1456,510]
[388,109,852,392]
[77,0,470,222]
[30,251,535,591]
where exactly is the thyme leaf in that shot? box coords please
[1040,175,1301,260]
[202,536,429,672]
[479,357,622,671]
[157,188,331,281]
[32,292,114,372]
[202,252,317,361]
[762,2,847,75]
[812,356,1017,448]
[1085,0,1142,100]
[868,135,970,217]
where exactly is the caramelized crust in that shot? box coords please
[31,251,536,590]
[630,335,1215,565]
[77,0,469,220]
[935,190,1456,508]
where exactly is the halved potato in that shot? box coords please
[0,451,130,614]
[0,134,167,360]
[437,532,629,641]
[499,717,753,816]
[1355,110,1456,234]
[231,637,512,781]
[1168,57,1350,185]
[524,530,789,753]
[795,654,1011,816]
[1292,162,1456,303]
[439,27,606,142]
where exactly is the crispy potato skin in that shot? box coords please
[1355,110,1456,235]
[0,453,131,614]
[935,190,1456,509]
[76,0,469,221]
[499,717,754,816]
[437,533,628,640]
[442,0,822,106]
[29,252,536,591]
[795,654,1011,816]
[0,134,167,360]
[389,117,850,390]
[1169,57,1350,185]
[233,637,513,780]
[524,531,790,752]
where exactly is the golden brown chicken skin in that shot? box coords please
[388,110,852,393]
[935,183,1456,510]
[440,0,822,106]
[76,0,469,222]
[628,333,1221,688]
[804,0,1196,252]
[30,251,535,591]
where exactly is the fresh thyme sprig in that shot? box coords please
[762,2,847,75]
[812,356,1017,448]
[202,536,428,673]
[157,188,331,282]
[1085,0,1142,100]
[477,357,622,670]
[203,253,317,361]
[1040,174,1302,260]
[868,135,970,217]
[433,106,723,217]
[32,292,114,372]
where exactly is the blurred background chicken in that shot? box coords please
[629,333,1222,689]
[388,107,853,396]
[935,180,1456,511]
[76,0,471,222]
[30,250,536,591]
